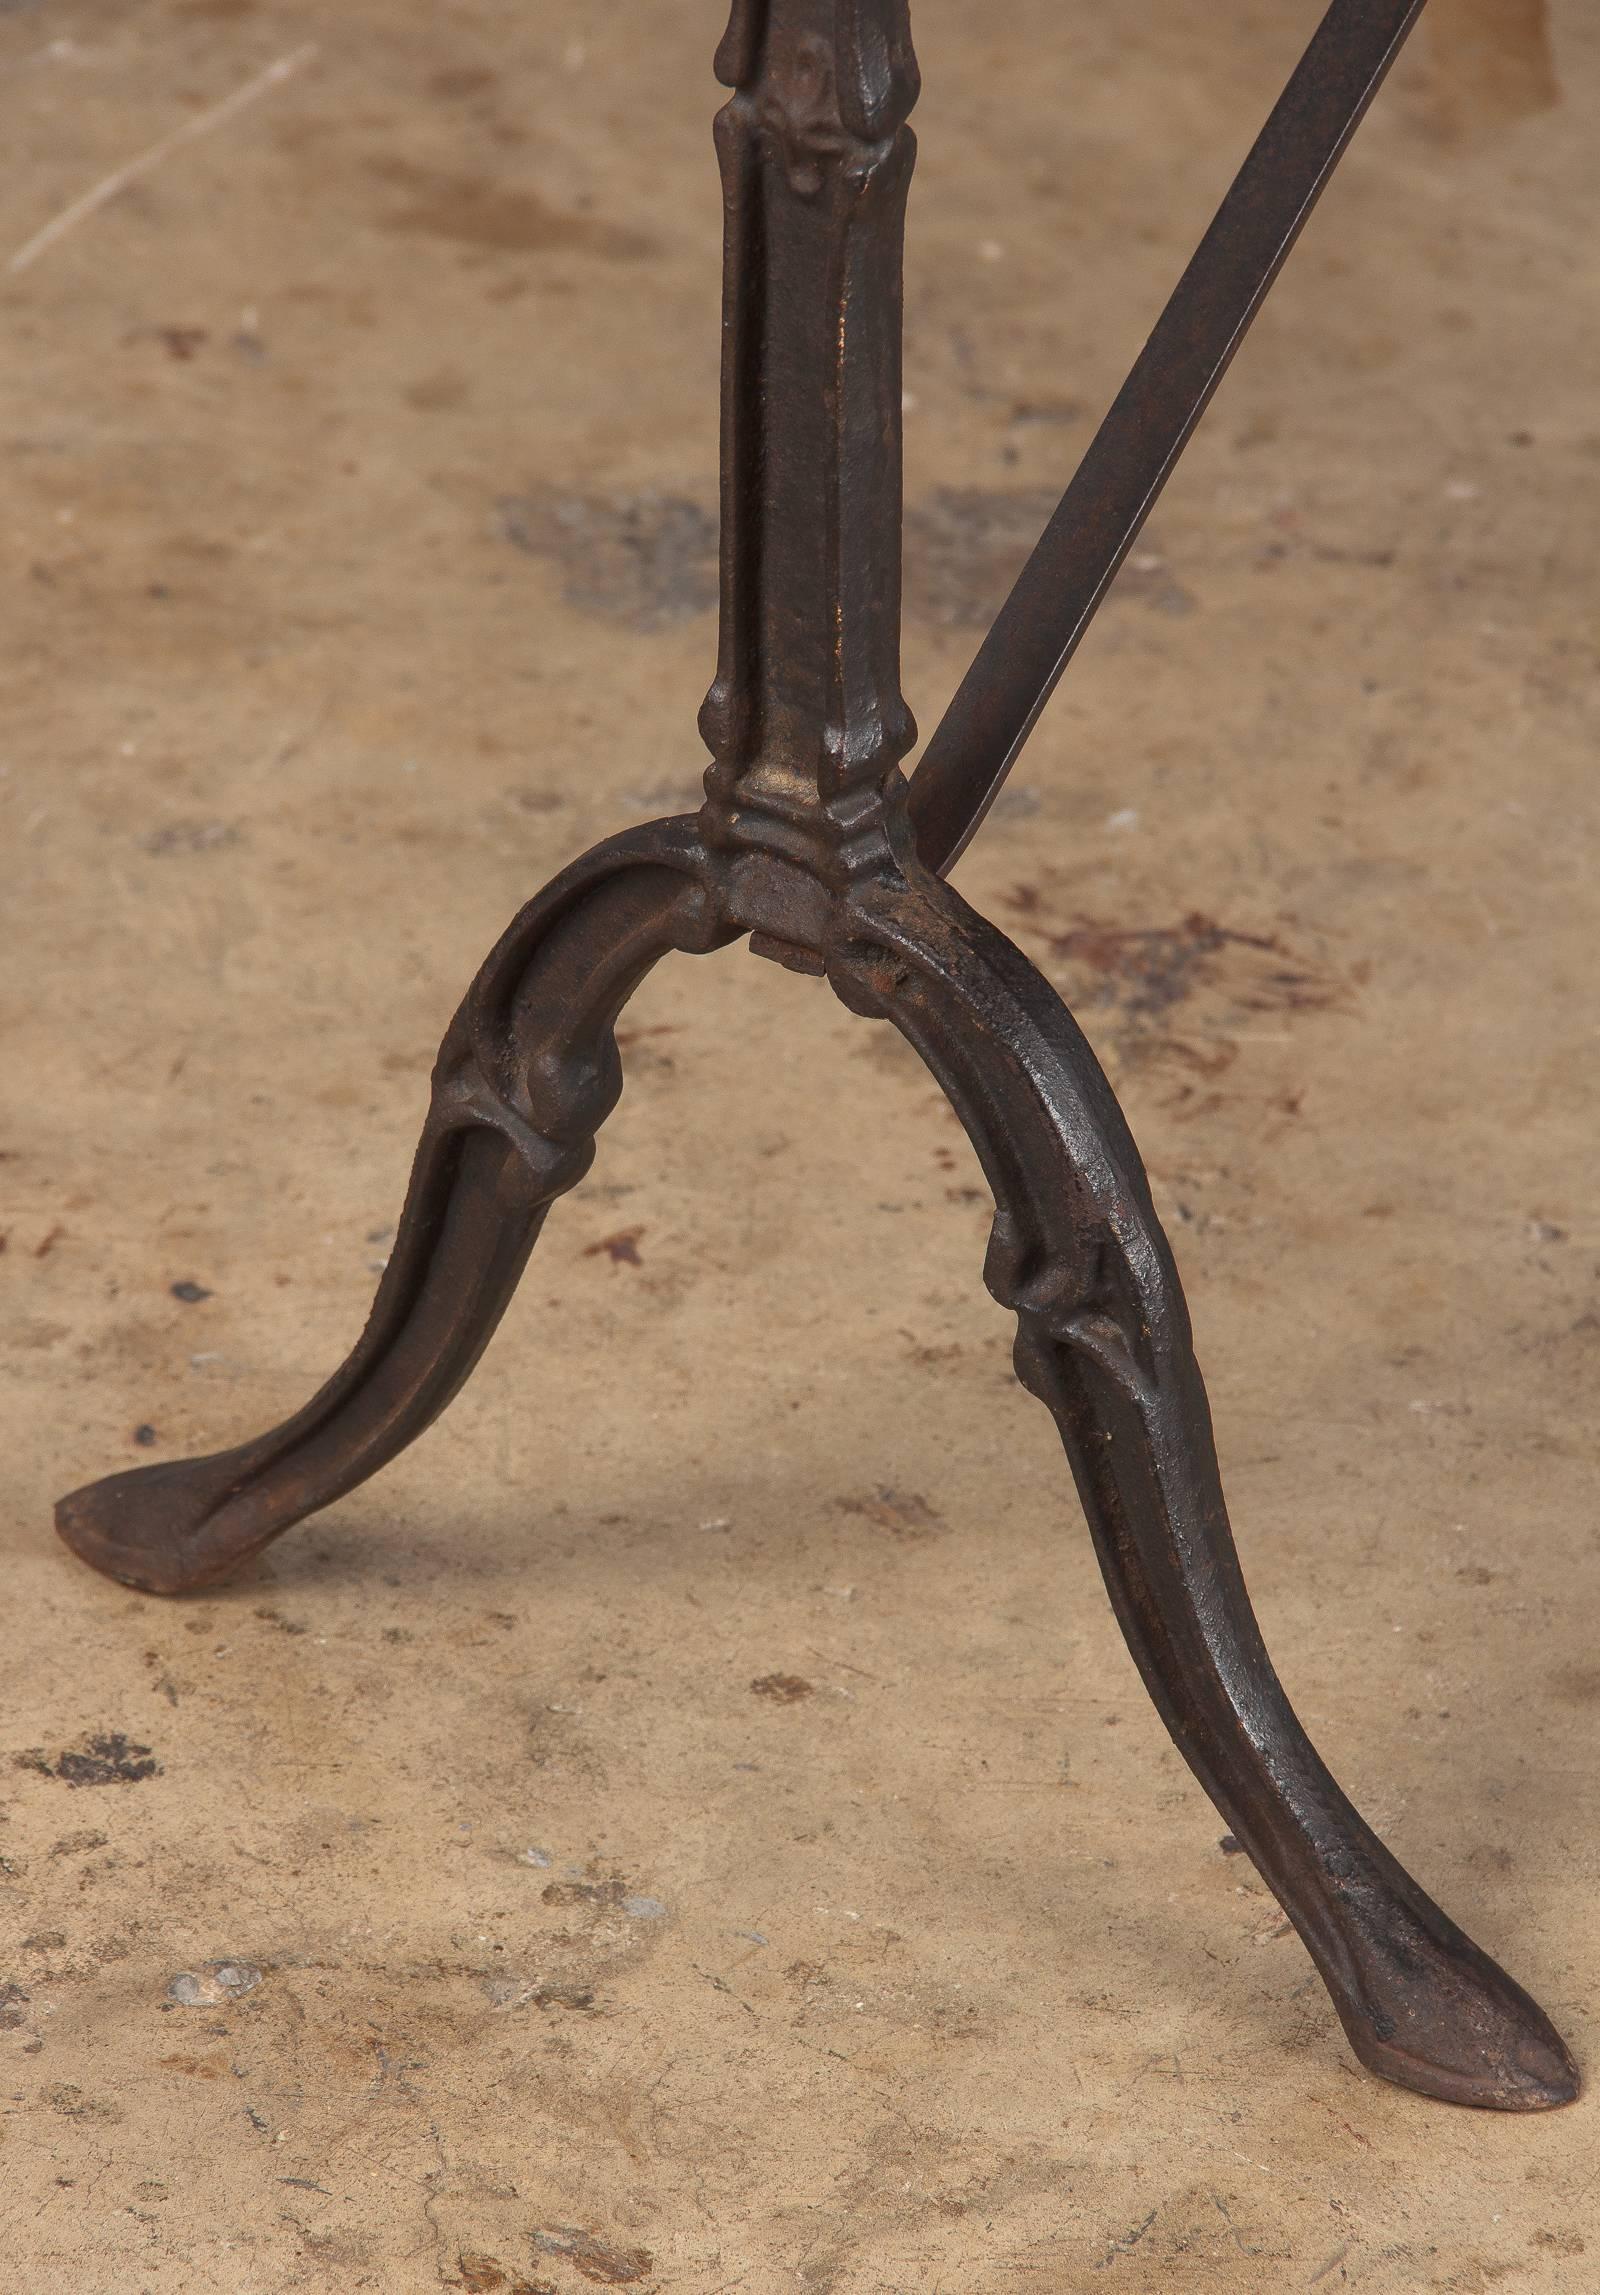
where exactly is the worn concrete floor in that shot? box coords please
[3,1,1599,2287]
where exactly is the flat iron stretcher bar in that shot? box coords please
[907,0,1428,873]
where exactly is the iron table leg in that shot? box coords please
[54,0,1579,2109]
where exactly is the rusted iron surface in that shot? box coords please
[57,0,1577,2111]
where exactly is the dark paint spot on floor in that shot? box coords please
[750,1673,814,1703]
[14,1733,162,1788]
[582,1227,644,1266]
[45,2083,122,2123]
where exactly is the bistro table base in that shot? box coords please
[56,0,1580,2110]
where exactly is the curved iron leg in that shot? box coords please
[827,868,1577,2111]
[56,818,727,1596]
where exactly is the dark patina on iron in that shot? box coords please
[56,0,1578,2112]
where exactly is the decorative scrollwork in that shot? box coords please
[719,3,920,193]
[756,32,851,197]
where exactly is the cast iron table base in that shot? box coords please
[57,0,1579,2110]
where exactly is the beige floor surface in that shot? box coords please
[3,1,1599,2287]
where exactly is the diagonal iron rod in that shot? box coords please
[906,0,1428,876]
